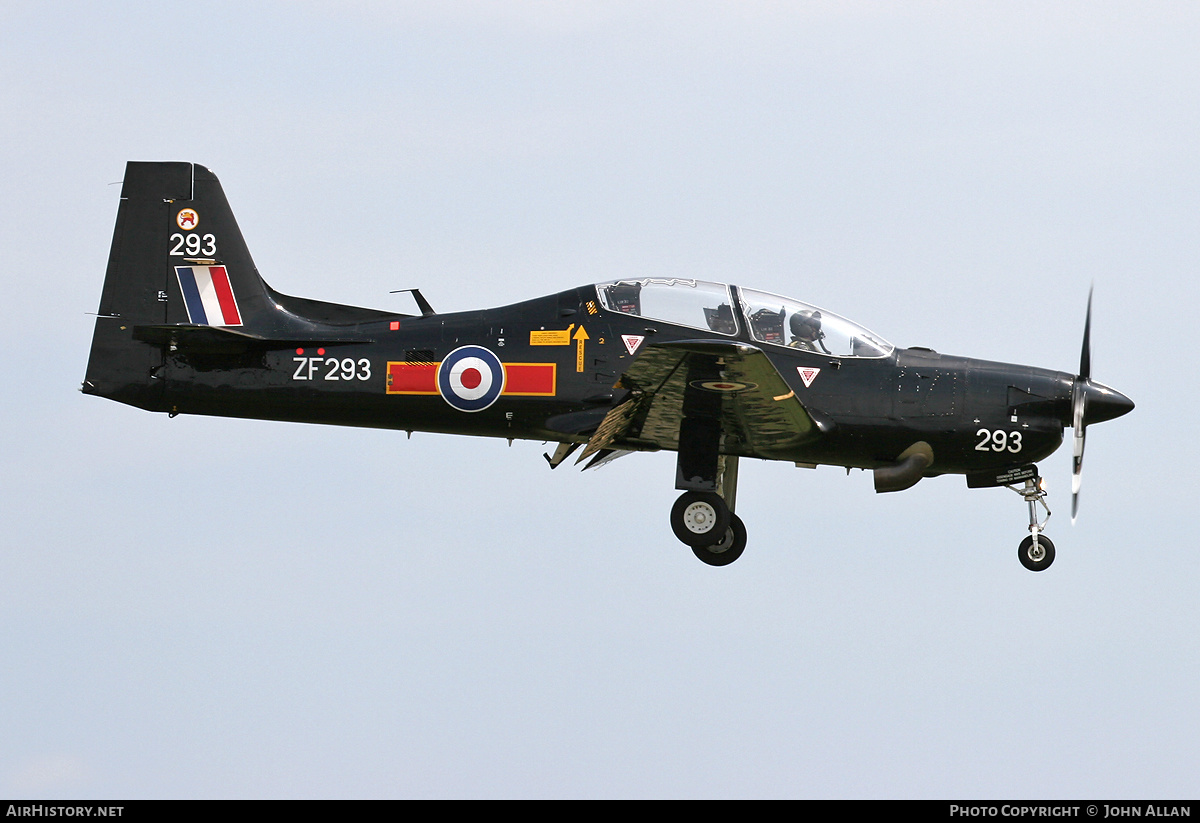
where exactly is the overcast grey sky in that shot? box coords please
[2,1,1197,798]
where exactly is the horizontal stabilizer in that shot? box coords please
[132,324,370,353]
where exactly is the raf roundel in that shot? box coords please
[437,345,505,412]
[690,380,758,393]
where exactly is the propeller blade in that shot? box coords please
[1079,286,1093,381]
[1071,382,1086,521]
[1071,287,1094,521]
[1067,288,1134,522]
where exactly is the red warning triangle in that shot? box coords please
[797,367,820,388]
[622,335,645,355]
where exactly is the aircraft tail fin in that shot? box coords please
[93,162,277,327]
[83,162,280,409]
[83,162,397,411]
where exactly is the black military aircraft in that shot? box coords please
[83,162,1133,569]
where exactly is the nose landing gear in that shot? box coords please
[1009,474,1055,572]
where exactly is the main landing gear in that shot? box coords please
[671,368,747,566]
[670,437,747,566]
[670,490,747,566]
[1008,473,1055,572]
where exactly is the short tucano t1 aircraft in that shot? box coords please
[83,162,1134,569]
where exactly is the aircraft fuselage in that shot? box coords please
[83,162,1133,569]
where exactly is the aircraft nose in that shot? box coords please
[1080,379,1134,426]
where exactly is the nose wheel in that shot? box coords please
[1018,534,1055,572]
[1008,474,1055,572]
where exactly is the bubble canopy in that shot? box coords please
[595,279,893,359]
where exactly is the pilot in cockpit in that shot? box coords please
[789,310,826,353]
[704,303,737,335]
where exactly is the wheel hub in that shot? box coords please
[706,527,735,554]
[683,502,718,534]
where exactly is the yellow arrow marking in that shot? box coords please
[573,325,590,372]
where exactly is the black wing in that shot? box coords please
[578,340,828,463]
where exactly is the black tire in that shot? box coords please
[1018,534,1055,572]
[692,514,747,567]
[670,491,731,548]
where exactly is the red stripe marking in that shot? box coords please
[387,362,438,394]
[385,361,556,397]
[503,363,556,396]
[208,267,242,325]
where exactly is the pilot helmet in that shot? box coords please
[790,310,822,341]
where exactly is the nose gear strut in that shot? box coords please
[1007,474,1055,572]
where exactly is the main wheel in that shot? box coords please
[692,514,747,566]
[1018,534,1056,572]
[670,491,731,548]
